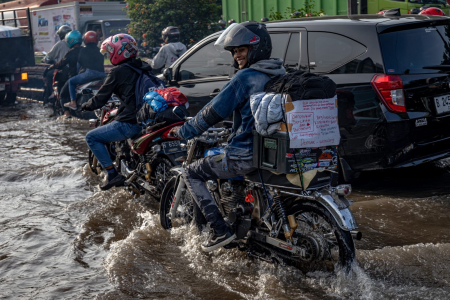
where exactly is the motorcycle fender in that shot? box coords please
[169,166,183,176]
[313,192,358,231]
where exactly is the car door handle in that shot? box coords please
[210,89,221,97]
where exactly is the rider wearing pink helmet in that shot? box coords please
[100,34,139,65]
[81,33,160,190]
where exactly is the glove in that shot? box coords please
[81,102,93,112]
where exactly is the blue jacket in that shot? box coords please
[178,58,286,166]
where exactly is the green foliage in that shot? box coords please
[268,0,325,21]
[127,0,221,48]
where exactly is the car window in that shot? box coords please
[269,33,289,60]
[284,33,300,71]
[178,41,232,81]
[308,32,367,73]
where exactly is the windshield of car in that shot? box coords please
[379,24,450,74]
[104,21,130,37]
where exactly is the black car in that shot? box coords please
[160,14,450,181]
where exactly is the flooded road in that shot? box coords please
[1,103,450,299]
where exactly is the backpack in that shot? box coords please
[124,63,166,111]
[264,70,336,101]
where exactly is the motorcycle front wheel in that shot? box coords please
[159,176,205,230]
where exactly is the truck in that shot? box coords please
[1,1,129,53]
[0,8,34,105]
[222,0,449,22]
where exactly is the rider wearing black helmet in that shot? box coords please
[228,19,236,26]
[218,19,226,29]
[410,7,421,14]
[149,26,187,70]
[170,21,286,252]
[261,17,269,22]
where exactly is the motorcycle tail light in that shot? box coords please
[336,184,352,196]
[371,74,406,113]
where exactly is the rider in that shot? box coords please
[64,31,105,111]
[149,26,187,70]
[171,21,286,252]
[47,30,83,118]
[419,7,446,16]
[42,25,71,102]
[80,34,155,190]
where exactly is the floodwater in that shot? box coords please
[1,103,450,299]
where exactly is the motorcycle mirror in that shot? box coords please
[42,51,47,55]
[172,106,187,120]
[82,88,92,95]
[162,67,173,82]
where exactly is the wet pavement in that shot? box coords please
[1,103,450,299]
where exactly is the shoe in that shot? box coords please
[64,102,77,110]
[201,228,236,252]
[100,173,126,191]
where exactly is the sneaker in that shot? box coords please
[100,173,126,191]
[64,102,77,110]
[201,228,236,252]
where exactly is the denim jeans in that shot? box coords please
[85,120,142,168]
[69,69,105,101]
[183,154,254,232]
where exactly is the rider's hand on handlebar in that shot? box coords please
[81,102,93,112]
[169,126,181,137]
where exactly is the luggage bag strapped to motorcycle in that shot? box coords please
[250,71,339,190]
[136,87,189,126]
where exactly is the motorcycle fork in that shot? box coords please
[169,174,186,218]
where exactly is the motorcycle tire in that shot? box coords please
[283,200,356,273]
[159,176,205,230]
[152,157,176,199]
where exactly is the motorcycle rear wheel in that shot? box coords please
[284,200,356,273]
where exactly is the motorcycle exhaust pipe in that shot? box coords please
[350,230,362,240]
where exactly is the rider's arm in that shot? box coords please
[83,68,118,110]
[178,72,248,140]
[150,47,167,69]
[51,48,73,70]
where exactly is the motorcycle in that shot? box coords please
[50,72,101,119]
[159,126,361,272]
[88,105,188,199]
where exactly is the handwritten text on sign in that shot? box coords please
[285,97,340,148]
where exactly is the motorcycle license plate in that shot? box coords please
[434,94,450,114]
[0,84,5,91]
[162,140,184,154]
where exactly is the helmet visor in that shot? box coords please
[214,23,260,52]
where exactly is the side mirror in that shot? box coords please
[42,51,47,56]
[162,67,173,82]
[172,106,187,120]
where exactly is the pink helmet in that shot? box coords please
[100,33,138,65]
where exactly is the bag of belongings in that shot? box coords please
[136,88,189,126]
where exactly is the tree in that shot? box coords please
[269,0,325,21]
[127,0,221,48]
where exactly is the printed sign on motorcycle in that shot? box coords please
[280,95,340,148]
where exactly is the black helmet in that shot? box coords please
[56,25,72,41]
[420,6,430,11]
[161,26,180,43]
[228,19,236,25]
[410,7,420,14]
[261,17,269,22]
[215,21,272,68]
[218,19,226,28]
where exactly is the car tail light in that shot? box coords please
[371,74,406,113]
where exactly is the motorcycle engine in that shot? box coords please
[219,181,246,216]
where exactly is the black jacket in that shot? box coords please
[84,58,152,124]
[78,44,104,74]
[52,47,81,78]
